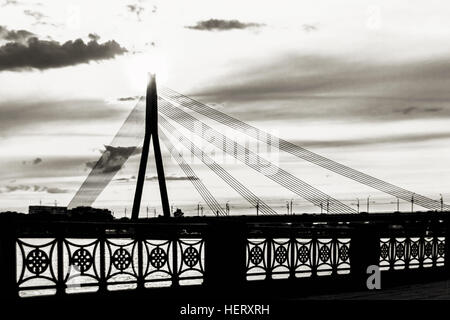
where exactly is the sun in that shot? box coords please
[122,49,169,92]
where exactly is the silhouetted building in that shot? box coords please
[29,205,67,215]
[69,206,113,221]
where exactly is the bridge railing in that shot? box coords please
[0,213,449,299]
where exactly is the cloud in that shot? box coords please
[302,24,318,32]
[146,175,199,181]
[0,184,69,193]
[117,96,140,101]
[188,54,450,122]
[1,0,19,7]
[127,4,145,21]
[113,175,198,182]
[86,145,142,173]
[185,19,265,31]
[0,25,34,42]
[2,0,42,7]
[291,132,450,149]
[88,33,100,41]
[20,157,43,165]
[0,36,127,71]
[23,9,48,25]
[0,99,128,135]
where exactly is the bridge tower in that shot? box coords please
[132,74,170,220]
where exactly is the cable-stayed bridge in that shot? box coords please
[69,75,449,217]
[2,74,450,302]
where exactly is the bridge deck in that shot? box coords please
[301,279,450,300]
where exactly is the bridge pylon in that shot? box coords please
[132,74,170,220]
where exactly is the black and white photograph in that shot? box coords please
[0,0,449,317]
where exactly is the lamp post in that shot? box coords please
[326,197,330,213]
[256,200,259,216]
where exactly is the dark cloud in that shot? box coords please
[114,175,198,182]
[2,0,42,7]
[146,175,199,181]
[0,99,128,135]
[117,96,140,101]
[189,54,450,122]
[127,4,145,21]
[302,24,318,32]
[0,25,34,42]
[20,157,42,165]
[185,19,265,31]
[86,145,142,174]
[1,0,19,7]
[88,33,100,41]
[0,184,69,193]
[291,132,450,149]
[0,36,127,71]
[23,9,47,25]
[114,177,131,182]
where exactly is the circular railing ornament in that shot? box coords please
[396,243,405,259]
[182,246,199,268]
[112,248,132,271]
[380,243,389,260]
[25,249,50,275]
[319,245,330,262]
[297,245,310,264]
[339,245,349,262]
[250,246,263,265]
[71,248,93,273]
[424,242,433,257]
[410,243,419,258]
[437,242,445,256]
[275,246,287,265]
[149,247,167,269]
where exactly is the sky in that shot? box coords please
[1,0,450,216]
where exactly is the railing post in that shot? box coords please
[137,228,144,290]
[266,236,273,281]
[171,235,179,287]
[332,237,337,276]
[311,236,317,278]
[98,230,107,294]
[350,226,379,289]
[289,236,295,279]
[203,220,247,291]
[445,218,450,277]
[56,231,65,296]
[0,218,17,300]
[404,237,410,270]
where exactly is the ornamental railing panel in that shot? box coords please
[15,236,205,297]
[379,236,446,271]
[246,237,351,280]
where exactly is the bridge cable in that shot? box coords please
[159,114,278,215]
[159,87,449,212]
[69,98,146,208]
[158,98,356,214]
[159,129,226,216]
